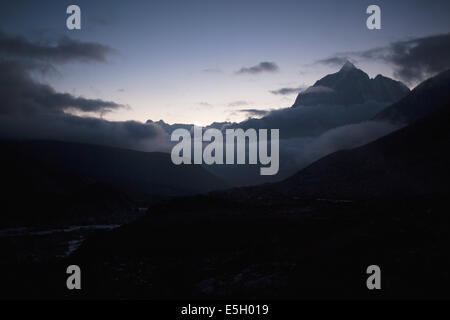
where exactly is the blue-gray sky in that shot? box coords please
[1,0,449,125]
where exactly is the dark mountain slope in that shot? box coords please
[0,140,226,226]
[1,140,226,198]
[276,101,450,199]
[374,69,450,124]
[0,143,135,226]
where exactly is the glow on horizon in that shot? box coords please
[86,60,399,126]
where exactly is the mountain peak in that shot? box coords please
[339,60,357,71]
[292,62,410,107]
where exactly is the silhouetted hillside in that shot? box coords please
[2,140,226,197]
[0,140,226,226]
[374,69,450,124]
[277,102,450,198]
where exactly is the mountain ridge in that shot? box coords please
[1,139,227,197]
[293,61,410,107]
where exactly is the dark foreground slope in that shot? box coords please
[2,140,226,197]
[274,102,450,199]
[374,69,450,124]
[4,191,450,299]
[0,140,226,226]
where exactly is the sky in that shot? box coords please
[1,0,450,125]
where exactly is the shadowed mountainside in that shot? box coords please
[0,140,226,226]
[374,69,450,124]
[275,102,450,199]
[1,140,226,197]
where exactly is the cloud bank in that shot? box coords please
[0,31,167,152]
[0,31,113,64]
[0,61,122,115]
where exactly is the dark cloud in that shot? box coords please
[0,30,113,64]
[316,33,450,84]
[0,31,120,115]
[361,33,450,84]
[0,61,122,115]
[0,112,167,152]
[0,31,167,152]
[50,94,123,113]
[238,109,271,117]
[0,62,167,151]
[270,86,304,95]
[236,61,279,74]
